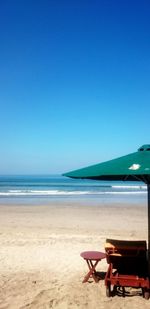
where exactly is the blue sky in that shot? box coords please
[0,0,150,174]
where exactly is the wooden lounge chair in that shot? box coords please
[105,239,150,299]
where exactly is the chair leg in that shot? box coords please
[122,286,125,297]
[106,284,111,297]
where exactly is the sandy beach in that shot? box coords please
[0,200,149,309]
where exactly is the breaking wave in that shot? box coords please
[0,189,147,197]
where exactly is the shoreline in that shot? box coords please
[0,192,147,206]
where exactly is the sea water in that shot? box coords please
[0,175,147,205]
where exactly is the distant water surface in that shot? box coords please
[0,175,147,205]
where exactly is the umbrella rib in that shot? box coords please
[140,175,149,184]
[132,175,146,183]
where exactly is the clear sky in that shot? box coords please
[0,0,150,175]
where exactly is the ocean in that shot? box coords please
[0,175,147,205]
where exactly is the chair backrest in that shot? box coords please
[105,239,147,275]
[105,238,147,256]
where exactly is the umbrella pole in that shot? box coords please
[148,184,150,277]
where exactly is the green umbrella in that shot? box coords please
[63,144,150,276]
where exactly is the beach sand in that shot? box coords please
[0,200,149,308]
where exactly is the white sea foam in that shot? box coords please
[112,185,146,189]
[0,190,89,196]
[0,190,147,197]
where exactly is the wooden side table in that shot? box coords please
[80,251,106,283]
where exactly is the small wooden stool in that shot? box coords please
[80,251,106,283]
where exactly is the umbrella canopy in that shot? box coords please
[63,144,150,183]
[63,144,150,276]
